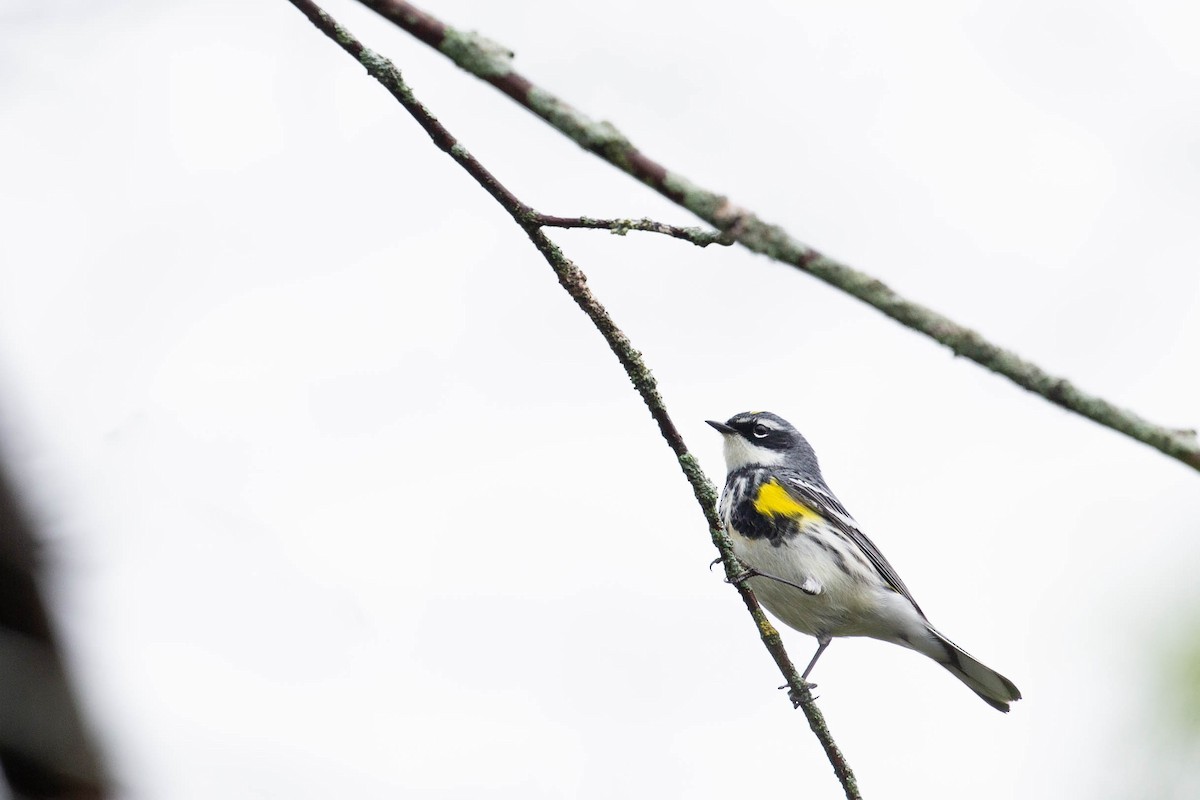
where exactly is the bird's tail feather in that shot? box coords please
[926,627,1022,713]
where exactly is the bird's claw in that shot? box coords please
[779,681,818,708]
[726,567,760,585]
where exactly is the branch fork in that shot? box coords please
[355,0,1200,475]
[281,2,860,796]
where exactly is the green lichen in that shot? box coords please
[680,225,732,247]
[608,218,633,236]
[661,171,727,225]
[318,10,351,47]
[739,220,811,264]
[676,453,719,506]
[357,47,392,77]
[439,27,513,78]
[526,88,632,164]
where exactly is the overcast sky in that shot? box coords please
[3,1,1200,798]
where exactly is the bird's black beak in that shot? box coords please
[706,419,735,434]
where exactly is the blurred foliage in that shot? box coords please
[1163,614,1200,734]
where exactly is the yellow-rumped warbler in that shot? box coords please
[708,411,1021,712]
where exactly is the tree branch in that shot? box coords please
[281,1,861,796]
[534,214,734,246]
[353,0,1200,475]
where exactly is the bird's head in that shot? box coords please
[706,411,822,476]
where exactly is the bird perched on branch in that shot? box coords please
[708,411,1021,712]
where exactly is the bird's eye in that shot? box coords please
[752,424,769,438]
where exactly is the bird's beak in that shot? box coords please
[706,420,735,434]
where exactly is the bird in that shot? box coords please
[707,411,1022,712]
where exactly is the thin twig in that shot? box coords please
[280,2,861,797]
[354,0,1200,475]
[535,214,733,246]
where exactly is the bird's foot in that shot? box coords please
[726,567,761,585]
[779,681,818,707]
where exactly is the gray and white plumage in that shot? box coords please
[708,411,1021,712]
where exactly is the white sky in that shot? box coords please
[3,1,1200,798]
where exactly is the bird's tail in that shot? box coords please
[923,626,1022,713]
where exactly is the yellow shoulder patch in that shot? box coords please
[753,479,821,522]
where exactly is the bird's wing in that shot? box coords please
[777,470,926,618]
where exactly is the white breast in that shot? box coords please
[727,522,882,638]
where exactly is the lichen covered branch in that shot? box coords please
[353,0,1200,475]
[281,1,861,796]
[535,214,733,246]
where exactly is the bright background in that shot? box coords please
[3,1,1200,797]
